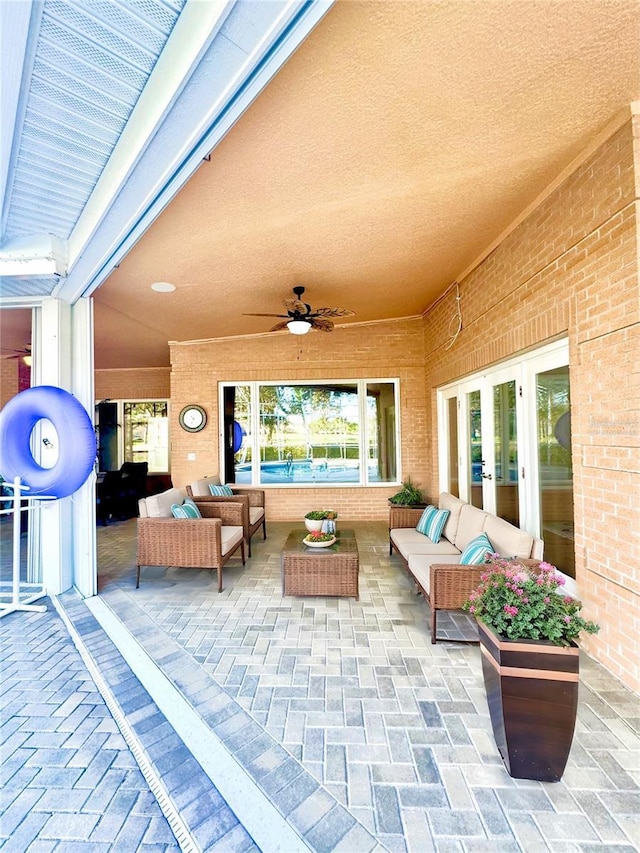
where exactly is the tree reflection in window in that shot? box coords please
[225,381,399,486]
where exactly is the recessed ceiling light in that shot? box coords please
[151,281,176,293]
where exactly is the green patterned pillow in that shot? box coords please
[209,484,234,496]
[460,533,493,565]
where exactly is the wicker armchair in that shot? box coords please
[136,498,245,592]
[187,478,266,557]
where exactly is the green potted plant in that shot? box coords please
[464,556,599,781]
[388,478,425,506]
[304,509,338,532]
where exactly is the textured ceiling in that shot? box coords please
[3,0,640,368]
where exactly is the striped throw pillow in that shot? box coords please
[209,484,234,496]
[415,505,437,535]
[422,508,450,542]
[171,503,189,518]
[182,498,201,518]
[460,533,493,565]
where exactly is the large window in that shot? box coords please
[96,400,169,474]
[221,380,399,486]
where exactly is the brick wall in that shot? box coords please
[422,118,640,692]
[0,358,20,409]
[94,367,170,401]
[169,318,427,517]
[2,366,170,410]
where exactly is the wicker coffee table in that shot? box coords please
[282,529,359,598]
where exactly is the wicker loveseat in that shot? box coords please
[137,487,245,592]
[186,477,266,557]
[390,492,545,643]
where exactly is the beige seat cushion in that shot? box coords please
[453,504,489,552]
[189,476,222,497]
[484,514,533,559]
[407,554,464,594]
[139,487,185,518]
[249,507,265,526]
[438,492,466,544]
[221,525,244,556]
[391,528,460,561]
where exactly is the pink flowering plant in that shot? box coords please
[463,555,599,646]
[304,530,336,543]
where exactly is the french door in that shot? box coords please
[438,339,573,574]
[441,366,521,523]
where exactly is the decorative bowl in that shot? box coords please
[303,535,336,548]
[304,518,325,533]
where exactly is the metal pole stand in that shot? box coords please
[0,476,52,617]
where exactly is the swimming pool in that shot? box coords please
[234,459,373,485]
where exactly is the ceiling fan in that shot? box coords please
[1,345,31,361]
[244,286,355,334]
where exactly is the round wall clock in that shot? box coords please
[178,404,207,432]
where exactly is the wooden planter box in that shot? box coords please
[477,619,579,782]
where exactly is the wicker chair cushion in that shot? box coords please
[459,533,493,564]
[249,507,265,525]
[452,504,489,551]
[221,525,244,555]
[140,487,185,518]
[407,554,463,594]
[438,492,466,543]
[209,484,234,496]
[390,528,460,561]
[188,476,222,497]
[484,514,533,559]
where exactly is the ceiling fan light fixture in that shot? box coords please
[287,319,312,335]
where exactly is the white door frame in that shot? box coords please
[437,338,569,537]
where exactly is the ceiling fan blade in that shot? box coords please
[310,317,334,332]
[243,312,288,318]
[283,299,309,314]
[311,307,355,318]
[269,320,293,332]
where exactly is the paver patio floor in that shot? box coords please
[92,519,640,853]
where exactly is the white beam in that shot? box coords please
[0,0,34,234]
[0,234,68,277]
[67,0,235,265]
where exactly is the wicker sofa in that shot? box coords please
[390,492,545,643]
[186,477,266,557]
[136,487,246,592]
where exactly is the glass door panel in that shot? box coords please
[447,396,459,497]
[537,366,574,576]
[468,389,483,508]
[494,380,519,526]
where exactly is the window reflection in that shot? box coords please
[227,381,398,486]
[537,367,573,577]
